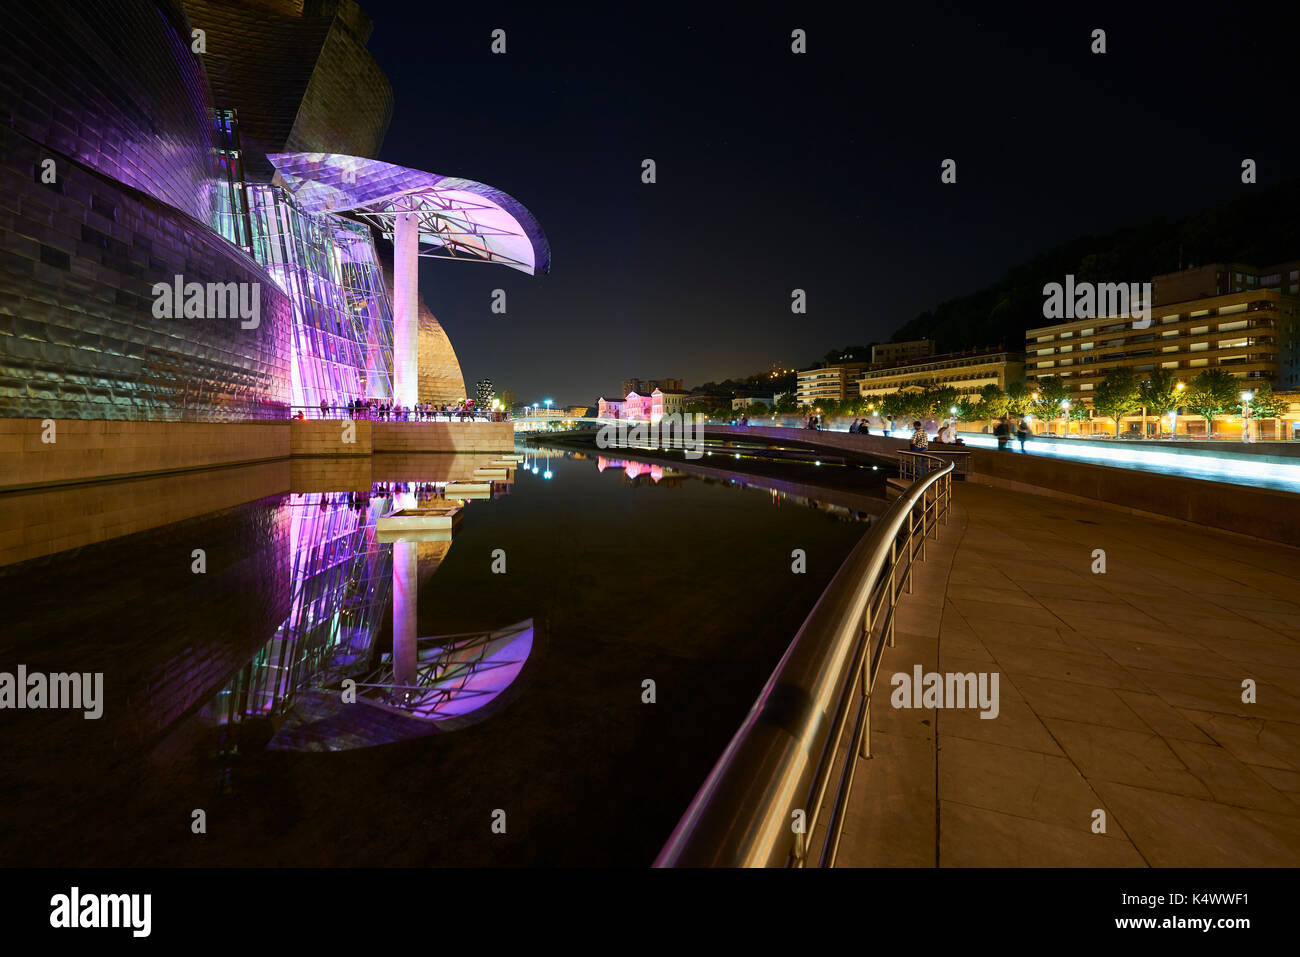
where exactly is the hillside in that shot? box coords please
[889,180,1300,352]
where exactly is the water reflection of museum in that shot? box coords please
[198,459,535,753]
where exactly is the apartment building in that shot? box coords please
[857,349,1025,400]
[1026,285,1300,400]
[796,362,870,406]
[871,340,935,365]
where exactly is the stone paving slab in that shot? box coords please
[837,483,1300,867]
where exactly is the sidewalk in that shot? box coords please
[837,483,1300,866]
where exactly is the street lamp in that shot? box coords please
[1060,400,1070,437]
[1171,381,1185,440]
[1241,390,1254,443]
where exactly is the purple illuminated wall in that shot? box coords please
[246,185,395,408]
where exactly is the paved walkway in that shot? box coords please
[838,482,1300,867]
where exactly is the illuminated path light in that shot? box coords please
[946,431,1300,493]
[725,423,1300,494]
[269,153,551,407]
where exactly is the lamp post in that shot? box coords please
[1241,390,1254,444]
[1172,381,1185,440]
[1060,400,1070,438]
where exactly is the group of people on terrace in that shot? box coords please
[300,398,500,422]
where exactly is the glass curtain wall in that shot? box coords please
[247,184,395,409]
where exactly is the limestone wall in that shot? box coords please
[0,418,289,491]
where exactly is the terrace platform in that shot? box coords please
[836,482,1300,867]
[0,417,517,492]
[291,419,514,455]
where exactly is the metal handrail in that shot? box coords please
[654,452,954,868]
[898,447,970,480]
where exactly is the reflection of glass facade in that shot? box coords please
[201,492,394,726]
[247,186,395,407]
[200,482,534,746]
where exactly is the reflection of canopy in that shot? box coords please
[268,619,535,751]
[268,152,551,275]
[351,618,534,723]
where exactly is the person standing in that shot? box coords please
[909,420,930,477]
[994,417,1010,451]
[909,420,929,452]
[1016,417,1031,452]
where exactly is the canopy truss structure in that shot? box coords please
[267,152,550,404]
[268,152,551,275]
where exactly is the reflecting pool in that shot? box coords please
[0,445,886,865]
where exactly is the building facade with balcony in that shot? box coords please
[795,362,869,407]
[1025,287,1300,401]
[857,349,1025,400]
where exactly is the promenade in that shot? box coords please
[836,482,1300,867]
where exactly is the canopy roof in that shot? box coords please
[268,152,551,275]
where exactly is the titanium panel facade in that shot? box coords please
[0,124,293,421]
[0,0,219,224]
[183,0,392,182]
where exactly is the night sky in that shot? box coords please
[364,2,1300,407]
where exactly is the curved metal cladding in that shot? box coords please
[181,0,394,183]
[0,0,219,225]
[0,1,294,421]
[0,124,293,421]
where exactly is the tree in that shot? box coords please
[920,385,960,420]
[953,397,980,422]
[774,392,800,415]
[900,389,929,422]
[1137,368,1183,417]
[1091,368,1140,435]
[1031,375,1070,416]
[880,390,917,422]
[1247,382,1287,420]
[1183,368,1240,438]
[1066,403,1092,431]
[1005,381,1032,416]
[973,384,1007,422]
